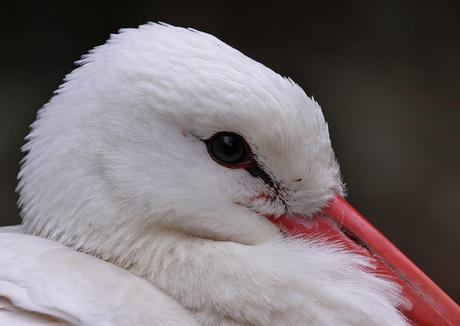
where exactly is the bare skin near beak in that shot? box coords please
[267,193,460,326]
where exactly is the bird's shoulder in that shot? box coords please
[0,227,199,326]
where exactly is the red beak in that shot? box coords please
[267,193,460,326]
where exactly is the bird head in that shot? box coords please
[18,23,342,246]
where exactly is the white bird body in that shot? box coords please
[0,23,416,325]
[0,227,198,326]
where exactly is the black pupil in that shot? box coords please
[211,134,245,163]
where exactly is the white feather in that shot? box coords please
[0,228,198,325]
[1,23,410,325]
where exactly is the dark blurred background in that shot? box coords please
[1,1,459,302]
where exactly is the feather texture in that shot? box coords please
[1,23,410,325]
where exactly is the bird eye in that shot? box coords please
[205,132,275,186]
[206,132,252,167]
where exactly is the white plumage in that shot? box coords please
[0,23,410,325]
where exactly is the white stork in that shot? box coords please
[1,23,459,326]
